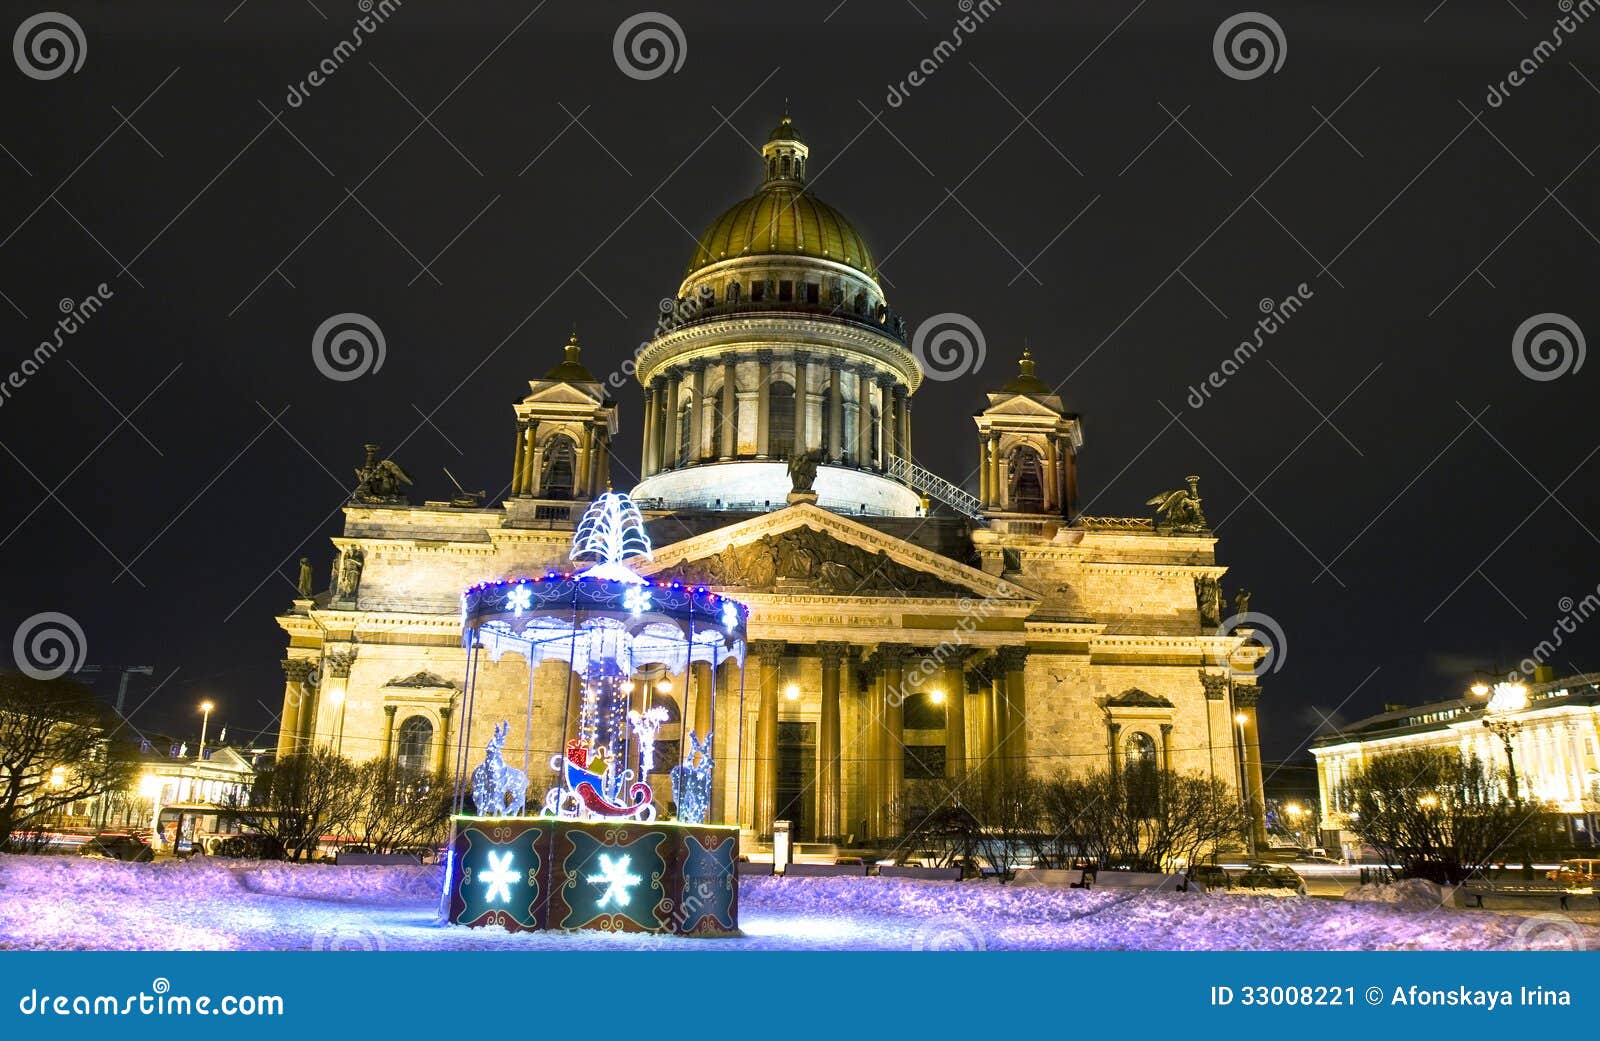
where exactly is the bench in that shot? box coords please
[877,865,962,881]
[334,851,422,866]
[782,862,869,877]
[1461,887,1598,911]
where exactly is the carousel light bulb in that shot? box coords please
[620,679,635,695]
[656,677,673,694]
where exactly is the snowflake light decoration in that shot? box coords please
[623,585,652,616]
[505,584,532,615]
[588,853,641,908]
[481,849,518,904]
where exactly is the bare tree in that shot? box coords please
[1344,747,1544,885]
[345,759,451,854]
[1036,767,1246,872]
[0,672,138,850]
[224,749,359,861]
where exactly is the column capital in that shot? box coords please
[1235,683,1262,709]
[893,384,910,400]
[383,704,398,718]
[875,372,897,388]
[281,658,316,684]
[438,704,452,722]
[688,358,709,374]
[1159,722,1174,735]
[751,639,786,665]
[1108,720,1122,735]
[995,645,1029,672]
[755,348,774,365]
[817,641,849,667]
[793,349,812,366]
[325,649,358,678]
[1198,670,1229,701]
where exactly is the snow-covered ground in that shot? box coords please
[0,854,1591,951]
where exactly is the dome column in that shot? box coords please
[755,350,773,458]
[794,352,811,456]
[641,379,660,476]
[663,368,681,468]
[688,360,709,465]
[827,359,844,463]
[719,357,737,460]
[875,374,895,469]
[853,366,872,469]
[891,385,910,461]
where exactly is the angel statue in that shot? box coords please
[787,451,819,493]
[352,442,412,504]
[1146,475,1208,532]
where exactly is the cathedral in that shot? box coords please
[274,114,1269,848]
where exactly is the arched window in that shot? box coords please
[397,716,433,773]
[1008,445,1045,513]
[541,434,577,499]
[768,380,795,458]
[1124,730,1159,814]
[853,291,867,315]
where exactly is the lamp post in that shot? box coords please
[1480,681,1528,803]
[194,700,215,803]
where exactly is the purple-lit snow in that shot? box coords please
[0,855,1591,951]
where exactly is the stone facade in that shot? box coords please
[273,113,1267,846]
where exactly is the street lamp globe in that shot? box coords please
[1487,681,1528,715]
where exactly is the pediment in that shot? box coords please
[982,393,1068,419]
[640,503,1033,601]
[521,380,605,407]
[384,670,458,690]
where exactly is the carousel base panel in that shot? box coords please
[443,816,740,936]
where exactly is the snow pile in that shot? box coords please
[1,854,1593,951]
[1341,878,1449,911]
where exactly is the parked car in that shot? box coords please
[212,833,286,860]
[1185,863,1232,890]
[1547,858,1600,892]
[78,832,154,863]
[1236,863,1306,894]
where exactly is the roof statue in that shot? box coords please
[1146,475,1208,533]
[351,442,412,505]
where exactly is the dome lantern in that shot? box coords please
[761,112,808,186]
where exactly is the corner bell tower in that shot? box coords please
[974,347,1083,522]
[507,332,618,514]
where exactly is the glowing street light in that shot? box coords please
[929,689,946,705]
[783,683,800,702]
[1482,680,1528,802]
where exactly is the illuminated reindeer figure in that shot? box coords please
[670,729,714,825]
[470,721,528,817]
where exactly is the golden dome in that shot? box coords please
[684,114,877,279]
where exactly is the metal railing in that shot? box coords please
[886,453,984,520]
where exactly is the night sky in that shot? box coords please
[3,1,1597,764]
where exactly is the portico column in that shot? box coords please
[989,436,1003,509]
[1044,436,1060,512]
[794,352,811,454]
[575,424,592,499]
[753,641,784,837]
[827,360,843,463]
[862,656,884,838]
[881,646,907,836]
[756,350,773,458]
[978,435,992,507]
[382,705,398,761]
[818,641,846,839]
[1108,721,1122,774]
[689,361,708,463]
[276,659,314,758]
[433,705,452,775]
[998,646,1028,784]
[689,660,714,746]
[1236,684,1269,849]
[942,656,968,780]
[985,667,1004,789]
[720,357,737,460]
[319,649,357,751]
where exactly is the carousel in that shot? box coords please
[441,491,747,936]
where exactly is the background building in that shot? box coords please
[1312,672,1600,852]
[274,115,1267,847]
